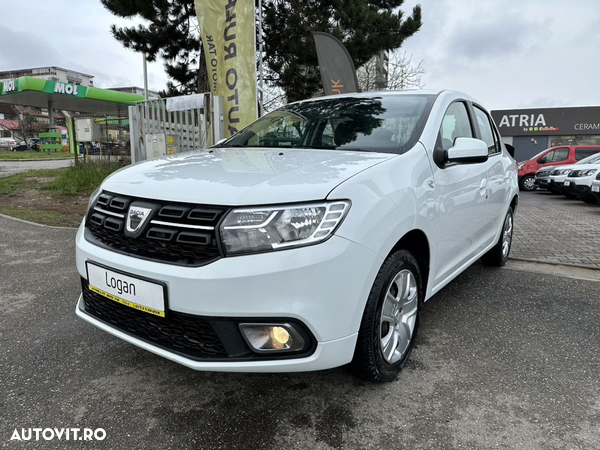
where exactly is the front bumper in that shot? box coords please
[591,183,600,200]
[567,182,593,197]
[75,223,383,372]
[534,177,551,188]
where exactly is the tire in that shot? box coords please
[482,207,514,267]
[351,249,423,382]
[519,175,536,191]
[582,196,598,205]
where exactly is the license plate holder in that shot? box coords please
[564,180,570,187]
[592,186,600,192]
[86,261,167,317]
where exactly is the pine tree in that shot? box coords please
[263,0,422,102]
[101,0,422,101]
[100,0,207,95]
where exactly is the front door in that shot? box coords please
[431,101,489,286]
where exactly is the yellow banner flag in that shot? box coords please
[195,0,258,139]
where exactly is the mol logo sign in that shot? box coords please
[2,79,18,94]
[54,82,80,96]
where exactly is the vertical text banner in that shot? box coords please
[196,0,258,138]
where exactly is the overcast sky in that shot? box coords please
[1,0,599,110]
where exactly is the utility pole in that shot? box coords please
[143,53,149,101]
[375,50,389,90]
[257,0,264,116]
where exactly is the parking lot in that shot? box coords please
[1,207,599,449]
[512,191,600,268]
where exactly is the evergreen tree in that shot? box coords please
[101,0,421,101]
[100,0,206,95]
[263,0,422,102]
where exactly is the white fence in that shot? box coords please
[128,94,212,163]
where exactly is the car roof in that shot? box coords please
[290,89,476,105]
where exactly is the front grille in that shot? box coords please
[81,279,228,358]
[85,191,229,266]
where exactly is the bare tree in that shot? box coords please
[358,51,425,92]
[13,113,43,147]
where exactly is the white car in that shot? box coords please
[547,153,600,195]
[591,174,600,202]
[563,162,600,203]
[75,90,519,382]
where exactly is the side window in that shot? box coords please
[473,106,499,155]
[547,148,568,163]
[575,149,600,161]
[439,102,473,151]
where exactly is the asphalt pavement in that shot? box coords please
[1,215,599,449]
[0,159,73,177]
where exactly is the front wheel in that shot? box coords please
[519,175,536,191]
[482,207,514,267]
[352,250,423,382]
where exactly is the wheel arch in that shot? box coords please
[387,229,430,296]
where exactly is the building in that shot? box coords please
[109,86,160,99]
[491,106,600,162]
[0,67,94,87]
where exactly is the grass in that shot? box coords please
[43,160,125,195]
[0,150,74,160]
[0,168,67,195]
[0,207,75,227]
[0,160,127,226]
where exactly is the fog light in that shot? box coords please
[239,323,305,353]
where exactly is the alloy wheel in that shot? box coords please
[379,269,418,364]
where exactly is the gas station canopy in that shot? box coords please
[0,76,145,114]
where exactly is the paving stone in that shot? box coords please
[511,190,600,269]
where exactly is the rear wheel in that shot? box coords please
[482,207,514,267]
[352,250,422,382]
[519,175,536,191]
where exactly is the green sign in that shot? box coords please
[0,77,143,104]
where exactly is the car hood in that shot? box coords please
[569,163,600,170]
[102,147,395,205]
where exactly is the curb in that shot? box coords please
[0,158,73,162]
[509,256,600,271]
[0,212,77,230]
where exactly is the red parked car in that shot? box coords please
[517,145,600,191]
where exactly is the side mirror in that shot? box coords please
[504,143,515,158]
[538,156,547,164]
[447,137,489,164]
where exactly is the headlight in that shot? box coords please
[220,200,351,255]
[581,169,598,176]
[560,169,571,175]
[87,188,101,212]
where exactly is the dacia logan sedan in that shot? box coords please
[76,90,519,382]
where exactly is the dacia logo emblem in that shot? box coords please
[126,206,153,233]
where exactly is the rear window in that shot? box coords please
[575,148,600,161]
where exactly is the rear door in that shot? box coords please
[472,104,508,243]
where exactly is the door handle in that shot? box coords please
[479,179,488,196]
[428,180,435,189]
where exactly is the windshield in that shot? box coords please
[577,153,600,164]
[222,95,436,154]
